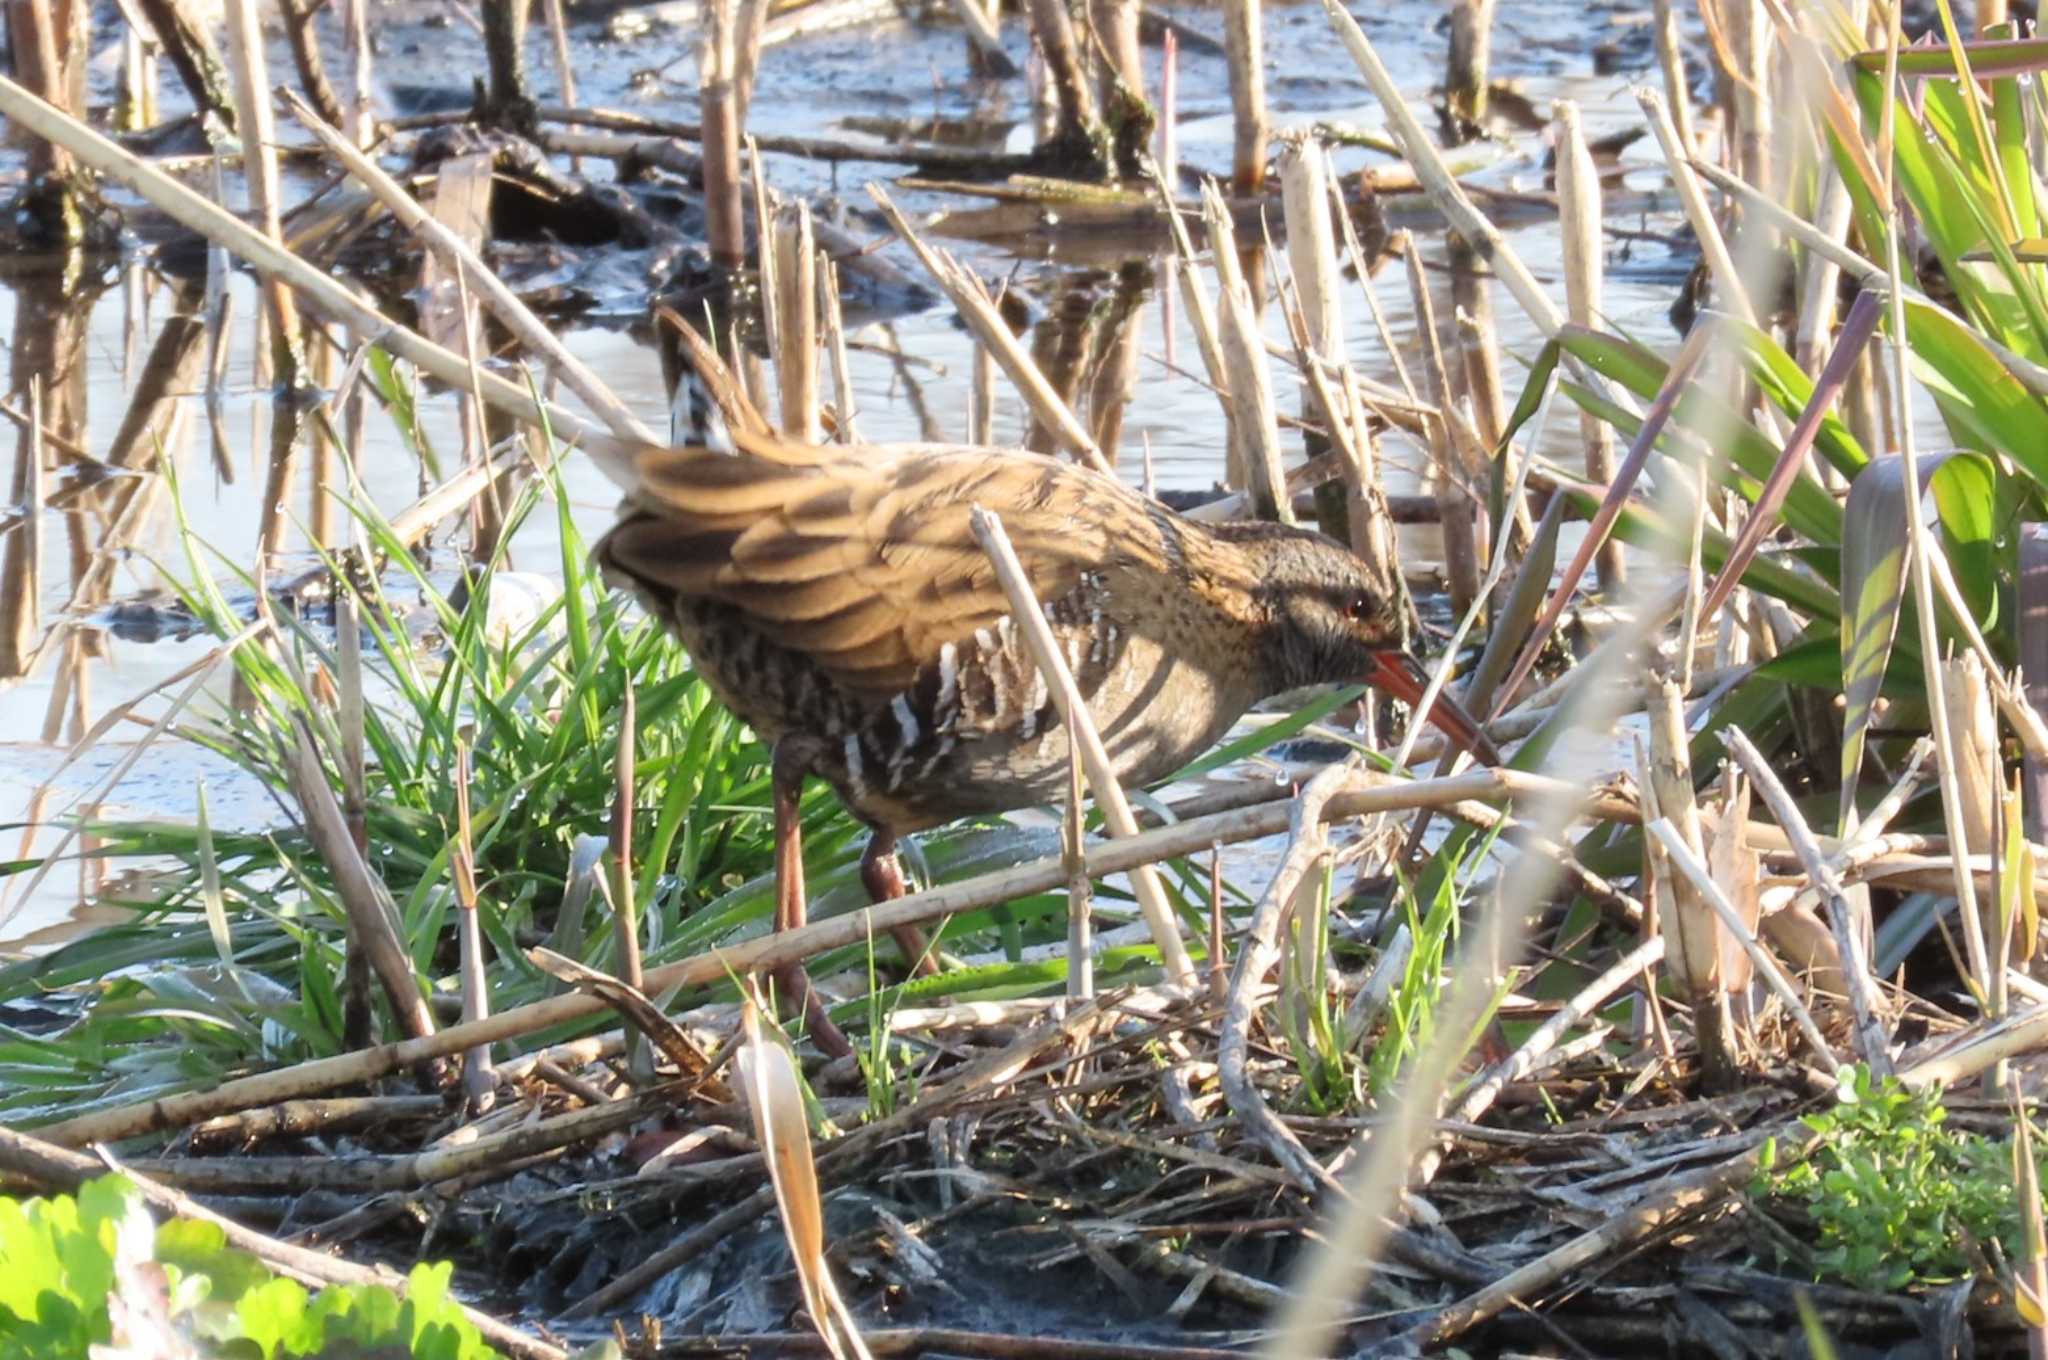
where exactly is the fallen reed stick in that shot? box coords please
[34,768,1625,1149]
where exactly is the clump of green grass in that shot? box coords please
[1756,1066,2046,1291]
[0,1173,500,1359]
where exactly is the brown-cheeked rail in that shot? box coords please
[594,324,1495,1056]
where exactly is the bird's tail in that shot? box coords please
[655,305,772,454]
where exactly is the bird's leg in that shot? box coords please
[861,831,940,979]
[770,741,853,1059]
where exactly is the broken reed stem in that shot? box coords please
[1445,0,1495,134]
[868,184,1113,474]
[284,715,439,1048]
[967,339,996,445]
[1153,172,1240,489]
[969,505,1198,991]
[1651,0,1697,157]
[1648,818,1841,1075]
[451,744,496,1108]
[1724,726,1891,1075]
[1645,674,1738,1090]
[1202,183,1288,522]
[701,0,745,271]
[1063,751,1093,1001]
[1219,764,1354,1195]
[1403,246,1482,614]
[773,202,820,442]
[1222,0,1266,192]
[820,255,858,441]
[1025,0,1097,147]
[1552,99,1621,589]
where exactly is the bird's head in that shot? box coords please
[1226,524,1498,764]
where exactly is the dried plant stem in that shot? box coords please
[1404,247,1482,613]
[1725,726,1890,1074]
[970,506,1197,990]
[1220,765,1355,1195]
[1646,675,1737,1089]
[774,202,820,442]
[1648,818,1840,1074]
[1445,0,1494,133]
[1203,184,1288,522]
[1553,99,1621,588]
[1222,0,1266,192]
[1652,0,1697,155]
[869,185,1112,473]
[35,768,1609,1150]
[702,0,746,270]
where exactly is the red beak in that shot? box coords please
[1365,651,1502,766]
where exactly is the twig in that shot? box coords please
[968,506,1197,989]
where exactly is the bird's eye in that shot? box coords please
[1346,596,1374,623]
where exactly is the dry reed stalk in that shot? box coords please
[451,745,497,1108]
[277,0,343,130]
[1153,176,1240,488]
[1024,0,1097,150]
[1090,0,1143,110]
[1320,0,1561,337]
[1552,99,1621,589]
[868,185,1112,473]
[610,681,648,1085]
[1445,0,1495,135]
[732,0,770,125]
[116,22,154,132]
[541,0,579,170]
[821,256,859,441]
[967,339,996,445]
[1063,751,1093,1001]
[1219,764,1354,1196]
[1202,183,1288,522]
[1222,0,1266,192]
[285,715,440,1048]
[970,505,1198,990]
[1945,651,2008,1056]
[1404,247,1482,614]
[773,202,820,441]
[0,379,44,678]
[222,0,303,586]
[1646,674,1738,1089]
[1159,29,1178,192]
[1725,726,1891,1074]
[1636,86,1759,328]
[35,766,1622,1149]
[335,588,373,1046]
[1873,12,1997,1035]
[702,0,746,270]
[738,1000,873,1360]
[6,0,81,192]
[1651,0,1697,155]
[1706,762,1762,1030]
[343,0,374,146]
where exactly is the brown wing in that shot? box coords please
[601,437,1165,698]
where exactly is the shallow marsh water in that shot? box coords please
[0,0,1695,944]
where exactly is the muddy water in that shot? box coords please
[0,0,1695,943]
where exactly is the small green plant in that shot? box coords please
[0,1174,499,1359]
[1277,859,1364,1115]
[1756,1066,2046,1290]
